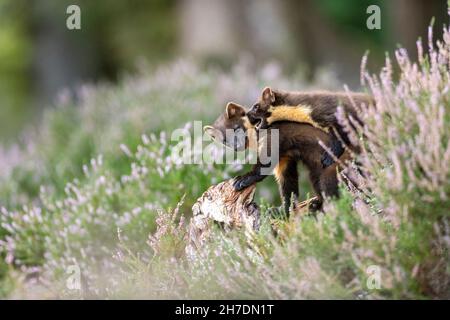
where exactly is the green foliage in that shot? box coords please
[0,0,32,142]
[316,0,385,43]
[0,59,310,297]
[0,22,449,298]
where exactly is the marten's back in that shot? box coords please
[269,121,332,150]
[275,90,373,127]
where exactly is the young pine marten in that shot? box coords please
[248,87,374,152]
[204,102,352,213]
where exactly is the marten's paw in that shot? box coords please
[321,136,345,167]
[321,153,335,167]
[233,175,255,191]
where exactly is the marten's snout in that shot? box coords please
[204,125,216,139]
[204,125,224,143]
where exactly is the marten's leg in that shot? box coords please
[234,128,278,191]
[308,172,324,211]
[233,165,268,191]
[233,150,278,190]
[274,157,299,214]
[316,149,353,208]
[319,166,340,199]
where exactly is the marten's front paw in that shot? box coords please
[233,176,253,191]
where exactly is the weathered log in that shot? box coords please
[186,179,319,258]
[186,179,260,257]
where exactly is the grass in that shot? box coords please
[0,23,449,299]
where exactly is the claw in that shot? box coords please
[232,177,243,191]
[233,176,251,191]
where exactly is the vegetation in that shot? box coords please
[0,22,449,298]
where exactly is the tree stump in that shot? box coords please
[186,179,260,258]
[186,179,318,258]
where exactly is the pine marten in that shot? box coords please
[204,102,352,213]
[248,87,374,153]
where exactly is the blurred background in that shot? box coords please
[0,0,447,143]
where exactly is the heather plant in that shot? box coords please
[0,131,242,294]
[0,59,313,209]
[354,24,450,297]
[0,58,318,296]
[1,20,450,299]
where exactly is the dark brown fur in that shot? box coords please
[250,87,374,150]
[205,103,351,213]
[233,121,351,212]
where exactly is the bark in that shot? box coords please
[186,179,317,258]
[186,179,259,258]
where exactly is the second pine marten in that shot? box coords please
[248,87,374,152]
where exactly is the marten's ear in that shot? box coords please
[226,102,246,119]
[261,87,275,104]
